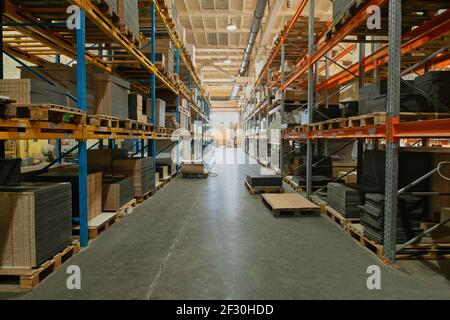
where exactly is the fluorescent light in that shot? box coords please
[224,58,232,65]
[227,20,237,31]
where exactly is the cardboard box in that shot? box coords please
[181,163,204,174]
[340,171,357,183]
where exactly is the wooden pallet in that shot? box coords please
[0,241,80,292]
[310,118,348,131]
[119,119,148,131]
[396,243,450,260]
[87,115,119,128]
[262,193,321,218]
[181,172,209,179]
[345,223,384,258]
[135,190,153,203]
[348,112,387,128]
[104,198,137,217]
[283,176,303,192]
[11,104,86,125]
[309,195,327,214]
[72,213,118,240]
[92,0,120,23]
[245,180,284,195]
[156,181,165,191]
[324,205,360,228]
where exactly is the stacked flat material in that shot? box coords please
[332,0,353,24]
[36,170,102,221]
[361,150,430,193]
[359,193,423,244]
[0,79,67,106]
[102,176,134,211]
[0,182,72,268]
[415,71,450,111]
[291,175,335,187]
[246,175,283,188]
[88,149,129,175]
[181,163,205,175]
[128,94,147,122]
[359,80,431,115]
[20,64,95,113]
[156,158,176,175]
[327,183,364,218]
[112,157,155,197]
[156,166,169,180]
[118,0,139,39]
[341,101,359,117]
[0,158,21,186]
[93,72,130,119]
[142,39,175,74]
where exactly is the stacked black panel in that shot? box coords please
[0,182,72,266]
[327,183,365,218]
[414,71,450,111]
[359,80,431,115]
[0,159,21,185]
[359,193,423,244]
[246,175,283,187]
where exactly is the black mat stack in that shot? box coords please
[327,182,365,218]
[359,193,424,244]
[246,175,283,187]
[0,158,21,185]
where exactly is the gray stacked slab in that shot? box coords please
[0,158,21,186]
[246,175,283,188]
[327,183,365,218]
[359,193,423,244]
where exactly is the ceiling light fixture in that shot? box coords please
[224,58,232,65]
[227,19,237,32]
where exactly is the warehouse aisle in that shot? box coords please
[2,148,450,300]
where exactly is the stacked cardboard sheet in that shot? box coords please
[0,79,67,106]
[0,182,72,268]
[113,157,155,197]
[246,175,283,188]
[102,176,134,211]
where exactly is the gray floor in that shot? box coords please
[1,149,450,300]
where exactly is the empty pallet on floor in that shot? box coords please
[262,193,320,218]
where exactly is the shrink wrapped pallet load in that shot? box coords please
[0,182,72,268]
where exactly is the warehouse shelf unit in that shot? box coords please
[243,0,450,263]
[0,0,211,248]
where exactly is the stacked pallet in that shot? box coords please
[0,182,72,268]
[359,193,424,244]
[327,183,364,218]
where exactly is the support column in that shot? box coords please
[0,4,4,159]
[175,48,180,174]
[306,0,315,198]
[384,0,402,263]
[280,43,285,177]
[76,9,88,248]
[151,1,157,188]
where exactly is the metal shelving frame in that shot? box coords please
[242,0,450,263]
[0,0,211,248]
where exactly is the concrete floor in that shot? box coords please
[1,148,450,300]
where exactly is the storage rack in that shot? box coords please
[0,0,211,248]
[242,0,450,263]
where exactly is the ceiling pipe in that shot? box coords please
[238,0,267,76]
